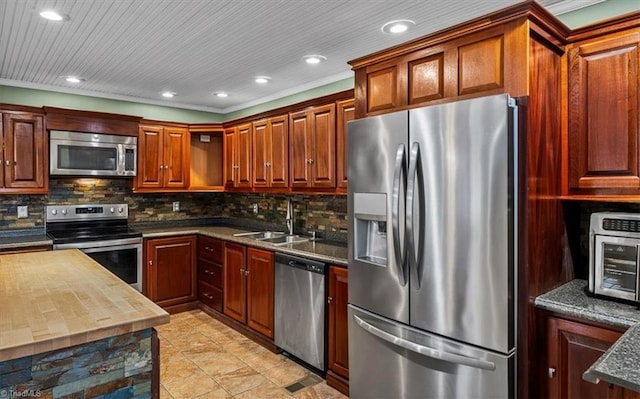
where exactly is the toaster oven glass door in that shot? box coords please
[594,235,640,301]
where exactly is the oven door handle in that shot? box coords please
[53,237,142,250]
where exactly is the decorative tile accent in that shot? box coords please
[0,329,155,398]
[0,179,347,243]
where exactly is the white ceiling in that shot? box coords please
[0,0,595,113]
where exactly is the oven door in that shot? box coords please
[594,235,640,302]
[54,238,142,291]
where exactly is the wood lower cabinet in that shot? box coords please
[145,235,197,309]
[0,111,47,193]
[567,28,640,193]
[289,104,336,188]
[198,236,224,312]
[546,316,639,399]
[137,123,190,190]
[223,243,274,338]
[327,265,349,395]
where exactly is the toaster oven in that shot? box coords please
[589,212,640,304]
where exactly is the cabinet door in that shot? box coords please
[269,115,289,187]
[252,120,269,187]
[246,247,274,338]
[328,266,349,379]
[224,127,237,188]
[547,317,622,399]
[146,236,196,307]
[138,125,164,189]
[568,32,640,191]
[224,242,247,323]
[457,34,504,95]
[163,127,189,188]
[289,110,312,187]
[310,104,336,188]
[236,123,252,188]
[2,113,46,190]
[336,100,355,189]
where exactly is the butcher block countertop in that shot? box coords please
[0,249,169,362]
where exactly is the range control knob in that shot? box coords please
[61,209,67,215]
[51,209,57,215]
[118,207,124,213]
[110,207,115,213]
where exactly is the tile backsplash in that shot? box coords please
[0,178,347,242]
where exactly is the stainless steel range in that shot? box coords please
[46,204,142,291]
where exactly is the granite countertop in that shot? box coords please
[136,225,348,266]
[535,279,640,392]
[0,249,169,362]
[0,231,52,250]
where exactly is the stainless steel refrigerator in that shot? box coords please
[347,94,518,398]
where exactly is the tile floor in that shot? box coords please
[156,310,348,399]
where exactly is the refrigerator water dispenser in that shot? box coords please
[353,193,388,266]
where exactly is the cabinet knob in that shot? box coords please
[240,268,245,275]
[148,260,153,266]
[548,367,556,378]
[327,296,333,304]
[5,160,9,166]
[309,158,314,164]
[245,270,249,276]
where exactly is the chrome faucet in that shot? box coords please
[286,199,294,235]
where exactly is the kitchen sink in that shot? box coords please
[260,235,310,246]
[233,231,286,239]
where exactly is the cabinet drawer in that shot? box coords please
[199,281,223,312]
[198,258,223,288]
[199,236,223,263]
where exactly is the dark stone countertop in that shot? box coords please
[0,229,52,250]
[135,225,348,266]
[535,279,640,392]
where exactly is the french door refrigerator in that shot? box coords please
[347,93,519,398]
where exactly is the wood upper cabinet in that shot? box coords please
[350,19,528,118]
[336,99,355,189]
[252,115,288,188]
[137,124,190,189]
[546,317,629,399]
[0,111,47,193]
[567,29,640,193]
[246,247,274,338]
[223,242,274,338]
[145,235,197,308]
[224,124,252,189]
[289,104,336,188]
[328,266,349,381]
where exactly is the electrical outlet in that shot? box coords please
[172,201,180,212]
[17,206,28,219]
[252,203,258,214]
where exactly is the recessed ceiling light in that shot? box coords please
[40,10,66,21]
[302,55,327,65]
[161,91,176,98]
[63,76,84,83]
[254,76,271,84]
[215,92,229,98]
[381,19,415,34]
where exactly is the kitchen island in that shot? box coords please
[0,249,169,398]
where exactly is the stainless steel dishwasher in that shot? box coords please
[275,253,326,371]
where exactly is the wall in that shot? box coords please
[0,178,348,242]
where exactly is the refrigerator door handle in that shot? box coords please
[353,315,496,371]
[406,142,425,288]
[392,144,407,286]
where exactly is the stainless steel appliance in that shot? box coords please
[589,212,640,304]
[348,94,519,398]
[274,253,326,371]
[46,204,142,291]
[50,130,137,177]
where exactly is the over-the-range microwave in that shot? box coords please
[50,130,137,177]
